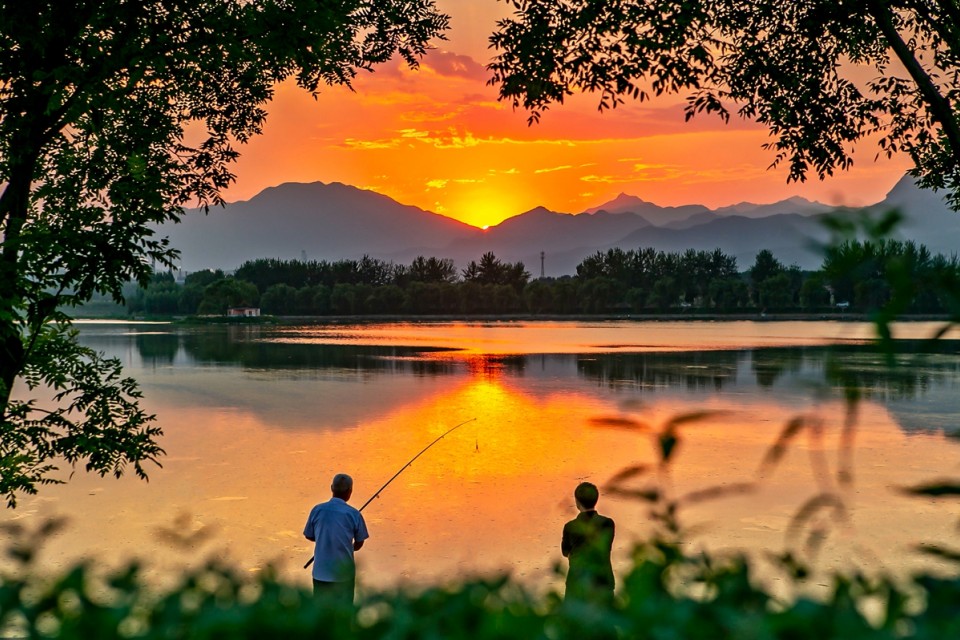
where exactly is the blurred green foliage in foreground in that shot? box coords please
[2,519,960,640]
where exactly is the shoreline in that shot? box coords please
[89,312,956,324]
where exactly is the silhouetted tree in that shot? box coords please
[197,279,259,316]
[0,0,448,505]
[408,256,458,284]
[490,0,960,208]
[462,252,530,292]
[260,284,298,315]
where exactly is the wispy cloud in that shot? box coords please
[422,50,489,82]
[534,165,573,174]
[417,130,482,149]
[580,174,635,185]
[341,138,399,150]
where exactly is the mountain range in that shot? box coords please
[157,175,960,275]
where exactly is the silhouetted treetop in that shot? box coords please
[489,0,960,208]
[0,0,448,505]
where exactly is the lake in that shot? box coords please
[6,320,960,593]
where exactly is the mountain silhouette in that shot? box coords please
[583,193,711,226]
[157,181,480,270]
[869,175,960,252]
[157,175,960,275]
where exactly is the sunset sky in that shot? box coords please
[225,1,913,229]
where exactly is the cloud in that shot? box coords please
[580,163,684,184]
[426,177,483,190]
[341,131,657,153]
[400,107,466,123]
[341,127,487,150]
[580,174,633,184]
[342,138,400,150]
[411,128,482,149]
[534,165,574,174]
[423,50,489,81]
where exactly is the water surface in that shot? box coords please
[7,320,960,592]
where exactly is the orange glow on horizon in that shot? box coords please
[221,1,913,230]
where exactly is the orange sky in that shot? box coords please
[224,1,913,229]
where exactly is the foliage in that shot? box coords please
[461,252,531,292]
[819,209,960,356]
[196,279,259,316]
[823,238,960,313]
[0,0,448,503]
[489,0,960,208]
[577,247,742,310]
[0,325,163,507]
[5,505,960,637]
[114,239,960,318]
[749,250,803,311]
[406,256,459,285]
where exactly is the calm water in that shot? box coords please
[7,320,960,592]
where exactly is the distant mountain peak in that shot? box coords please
[583,193,654,215]
[713,195,830,218]
[525,205,560,216]
[611,192,651,204]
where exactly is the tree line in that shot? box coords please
[124,242,960,317]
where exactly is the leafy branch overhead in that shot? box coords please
[0,0,449,505]
[489,0,960,207]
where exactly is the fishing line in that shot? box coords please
[304,417,477,569]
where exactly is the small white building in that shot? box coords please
[227,307,260,317]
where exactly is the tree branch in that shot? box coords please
[934,0,960,33]
[867,0,960,164]
[905,0,960,55]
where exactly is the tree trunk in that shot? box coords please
[0,144,39,416]
[867,0,960,167]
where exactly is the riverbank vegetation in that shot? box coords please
[113,240,960,319]
[1,541,957,639]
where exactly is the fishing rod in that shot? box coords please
[304,417,477,569]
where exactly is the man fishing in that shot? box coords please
[304,473,369,604]
[561,481,615,603]
[303,418,477,581]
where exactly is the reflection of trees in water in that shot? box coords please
[177,333,458,375]
[577,342,960,403]
[134,329,535,377]
[822,342,960,402]
[135,333,180,365]
[136,328,960,404]
[577,351,740,391]
[751,349,805,388]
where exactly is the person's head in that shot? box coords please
[331,473,353,501]
[574,481,599,511]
